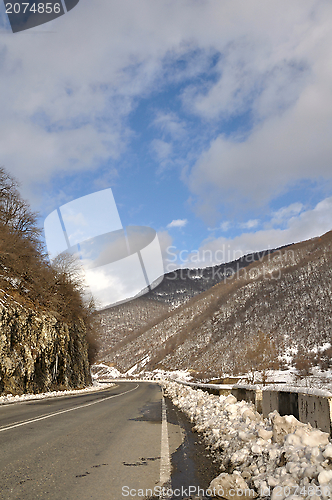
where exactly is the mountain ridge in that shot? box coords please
[95,246,287,360]
[96,230,332,377]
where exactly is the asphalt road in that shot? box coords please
[0,382,220,500]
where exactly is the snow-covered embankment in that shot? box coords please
[162,381,332,500]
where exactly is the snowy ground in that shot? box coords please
[162,381,332,500]
[93,364,332,394]
[0,380,115,406]
[245,368,332,394]
[91,362,123,379]
[145,368,194,382]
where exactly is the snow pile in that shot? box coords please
[0,381,114,405]
[91,363,122,379]
[138,369,193,382]
[252,367,332,394]
[163,382,332,499]
[154,369,193,381]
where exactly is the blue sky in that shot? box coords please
[1,0,332,276]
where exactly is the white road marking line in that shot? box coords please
[159,396,172,497]
[0,384,139,433]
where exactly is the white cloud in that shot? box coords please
[182,39,310,123]
[182,2,332,220]
[84,254,150,309]
[239,219,259,230]
[0,0,331,222]
[167,218,188,229]
[207,221,231,232]
[153,112,186,140]
[167,196,332,268]
[151,139,173,161]
[269,202,304,227]
[221,221,231,232]
[189,78,332,218]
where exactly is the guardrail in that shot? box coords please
[174,379,233,396]
[174,379,332,434]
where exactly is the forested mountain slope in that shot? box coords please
[97,230,332,376]
[0,167,93,395]
[96,248,280,361]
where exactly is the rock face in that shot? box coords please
[0,300,91,395]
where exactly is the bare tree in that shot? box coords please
[0,167,40,242]
[244,331,280,384]
[293,347,314,379]
[0,167,98,352]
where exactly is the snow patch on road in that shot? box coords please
[0,381,115,405]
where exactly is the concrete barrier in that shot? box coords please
[298,393,332,433]
[174,379,232,396]
[262,390,299,419]
[174,379,332,434]
[232,385,263,413]
[262,385,332,434]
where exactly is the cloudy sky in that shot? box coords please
[1,0,332,275]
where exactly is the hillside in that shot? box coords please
[96,230,332,377]
[0,167,93,395]
[96,248,279,360]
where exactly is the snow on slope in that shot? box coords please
[91,363,123,379]
[163,381,332,500]
[0,381,114,405]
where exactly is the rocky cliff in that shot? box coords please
[0,167,93,396]
[0,293,91,395]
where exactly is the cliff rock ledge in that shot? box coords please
[0,297,91,395]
